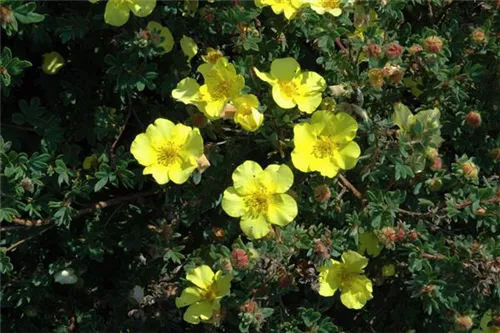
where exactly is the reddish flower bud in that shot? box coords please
[212,226,225,239]
[231,249,249,269]
[313,239,330,259]
[380,227,397,245]
[408,44,423,55]
[475,208,486,216]
[421,284,436,294]
[462,161,479,180]
[367,42,382,58]
[395,228,405,242]
[471,28,486,44]
[466,111,481,128]
[386,42,403,58]
[455,315,474,331]
[408,230,419,241]
[240,299,257,313]
[221,258,233,272]
[492,148,500,161]
[423,36,443,53]
[314,185,331,203]
[430,157,443,171]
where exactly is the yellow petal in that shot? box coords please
[172,78,201,105]
[270,58,300,81]
[340,275,373,309]
[153,118,176,142]
[183,301,213,324]
[240,215,271,239]
[158,26,174,54]
[293,123,317,149]
[329,112,359,141]
[260,164,294,193]
[175,287,202,308]
[130,133,157,166]
[234,107,263,132]
[291,148,312,173]
[334,141,361,170]
[342,250,368,273]
[253,67,276,84]
[186,265,215,290]
[214,271,232,297]
[318,259,342,297]
[267,193,298,226]
[294,92,323,114]
[232,160,262,194]
[184,128,204,157]
[104,0,130,27]
[310,156,339,178]
[203,96,227,120]
[221,187,245,218]
[42,52,65,75]
[143,164,170,184]
[168,161,196,184]
[358,232,382,257]
[272,85,296,109]
[180,36,198,62]
[128,0,156,17]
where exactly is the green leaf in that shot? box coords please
[392,103,414,131]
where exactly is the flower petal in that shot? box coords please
[172,78,201,105]
[183,301,213,324]
[186,265,215,290]
[128,0,156,17]
[336,141,361,170]
[358,232,382,257]
[175,287,202,308]
[153,118,176,142]
[240,215,271,239]
[184,128,204,157]
[143,164,170,184]
[168,161,196,184]
[295,92,323,114]
[342,251,368,273]
[232,160,263,194]
[130,133,157,166]
[222,187,246,218]
[270,58,300,81]
[318,259,342,297]
[267,193,298,226]
[329,112,359,141]
[253,67,276,84]
[293,123,317,149]
[214,270,232,297]
[260,164,294,193]
[104,0,130,27]
[310,156,339,178]
[340,275,373,309]
[272,85,297,109]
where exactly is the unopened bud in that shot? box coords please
[408,44,423,55]
[471,28,486,44]
[408,230,419,241]
[314,185,331,203]
[461,161,479,180]
[395,228,405,242]
[466,111,481,128]
[385,42,403,58]
[430,156,443,171]
[454,315,473,331]
[426,178,442,192]
[475,208,486,216]
[240,299,257,313]
[313,239,330,259]
[423,36,443,53]
[421,284,436,294]
[221,258,232,272]
[368,68,384,88]
[231,249,249,269]
[367,42,382,58]
[379,227,396,245]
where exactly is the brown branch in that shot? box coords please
[8,190,157,228]
[335,38,348,55]
[337,173,363,200]
[398,208,436,218]
[109,103,132,168]
[6,225,54,252]
[421,252,445,260]
[454,197,500,210]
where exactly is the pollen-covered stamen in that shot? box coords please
[321,0,341,9]
[245,190,271,217]
[157,143,180,166]
[313,136,339,159]
[211,80,230,100]
[202,283,219,301]
[278,80,298,98]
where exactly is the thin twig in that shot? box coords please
[6,225,54,252]
[337,173,363,200]
[8,190,157,228]
[109,103,133,168]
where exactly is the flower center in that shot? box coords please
[157,143,180,166]
[211,81,230,100]
[321,0,340,9]
[313,136,339,159]
[245,190,270,217]
[202,284,219,302]
[278,80,298,98]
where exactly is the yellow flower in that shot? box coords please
[254,58,326,113]
[172,58,244,120]
[42,52,64,75]
[180,36,198,62]
[309,0,342,17]
[318,251,373,309]
[233,94,263,132]
[175,265,232,325]
[291,111,361,178]
[368,68,384,88]
[146,21,174,54]
[201,47,225,65]
[82,154,99,170]
[358,232,382,257]
[254,0,305,20]
[104,0,156,27]
[130,118,204,185]
[222,161,298,239]
[472,311,500,333]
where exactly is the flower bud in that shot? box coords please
[408,44,423,55]
[475,208,486,216]
[368,68,384,88]
[240,299,257,313]
[461,161,479,180]
[454,315,473,331]
[381,264,396,277]
[426,178,442,192]
[314,185,331,203]
[313,239,330,259]
[212,226,226,239]
[471,28,486,44]
[367,42,382,58]
[408,230,419,241]
[385,42,403,58]
[466,111,481,128]
[42,52,65,75]
[421,284,436,294]
[220,258,233,272]
[20,177,34,193]
[492,148,500,161]
[426,148,439,159]
[423,36,443,53]
[379,227,396,245]
[430,156,443,171]
[231,248,249,269]
[0,4,14,24]
[395,227,405,242]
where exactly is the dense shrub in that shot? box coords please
[1,0,499,332]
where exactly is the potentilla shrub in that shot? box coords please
[1,0,499,332]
